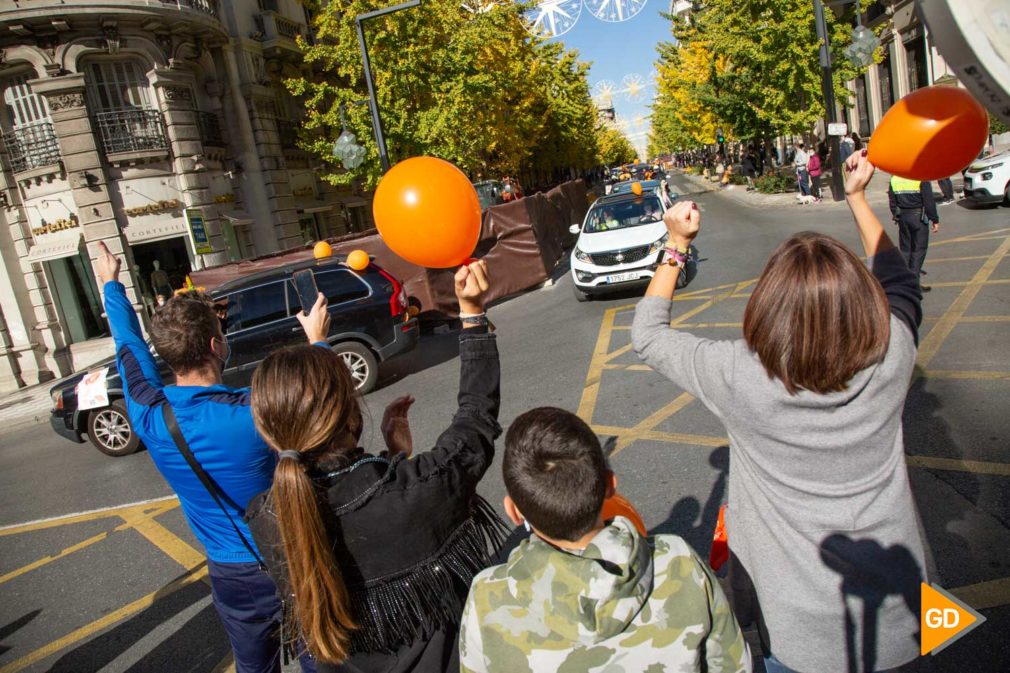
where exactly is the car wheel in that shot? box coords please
[573,283,591,302]
[88,400,141,457]
[334,342,379,394]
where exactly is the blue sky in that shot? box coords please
[545,0,674,157]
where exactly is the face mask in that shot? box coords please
[213,337,231,370]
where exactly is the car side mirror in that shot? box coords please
[569,224,581,235]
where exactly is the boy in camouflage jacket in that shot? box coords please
[460,408,751,673]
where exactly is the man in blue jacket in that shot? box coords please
[95,241,314,673]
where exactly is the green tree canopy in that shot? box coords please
[597,125,637,165]
[289,0,601,188]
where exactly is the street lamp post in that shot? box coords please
[355,0,421,174]
[813,0,845,202]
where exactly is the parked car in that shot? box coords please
[963,150,1010,206]
[49,256,419,456]
[568,192,696,302]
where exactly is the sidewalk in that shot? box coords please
[0,379,55,430]
[675,169,962,210]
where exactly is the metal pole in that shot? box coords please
[355,0,421,174]
[813,0,845,201]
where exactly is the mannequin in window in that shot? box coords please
[151,260,172,299]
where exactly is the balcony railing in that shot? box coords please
[94,109,168,155]
[196,111,224,147]
[158,0,218,17]
[2,121,61,173]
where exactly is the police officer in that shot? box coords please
[888,174,939,291]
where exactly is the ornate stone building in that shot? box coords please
[0,0,372,393]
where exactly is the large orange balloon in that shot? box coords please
[372,157,481,269]
[602,493,647,535]
[867,86,988,181]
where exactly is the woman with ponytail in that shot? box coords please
[246,260,507,673]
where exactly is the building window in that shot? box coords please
[878,48,896,113]
[85,61,152,112]
[854,75,872,138]
[299,215,322,246]
[1,74,60,172]
[47,249,107,344]
[905,33,929,92]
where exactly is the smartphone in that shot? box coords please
[292,269,319,315]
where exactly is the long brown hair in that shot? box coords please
[251,345,362,662]
[743,232,890,395]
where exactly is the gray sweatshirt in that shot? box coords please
[631,247,927,673]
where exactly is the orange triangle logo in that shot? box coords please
[921,583,986,655]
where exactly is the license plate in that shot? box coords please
[606,272,640,284]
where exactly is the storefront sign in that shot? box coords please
[124,219,188,244]
[186,209,213,255]
[124,199,180,217]
[32,216,79,237]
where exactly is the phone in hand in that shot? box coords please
[292,269,319,315]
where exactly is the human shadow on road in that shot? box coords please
[649,445,729,557]
[0,610,41,657]
[377,330,462,389]
[46,567,228,673]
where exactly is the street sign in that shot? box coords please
[185,209,213,255]
[828,122,848,136]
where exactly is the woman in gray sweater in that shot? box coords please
[632,150,926,673]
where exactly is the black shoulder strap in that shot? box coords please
[161,402,265,569]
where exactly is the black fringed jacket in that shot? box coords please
[246,330,507,673]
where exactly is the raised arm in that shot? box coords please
[844,152,922,341]
[95,242,165,402]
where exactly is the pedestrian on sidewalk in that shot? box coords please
[937,176,956,204]
[808,143,824,201]
[246,260,508,673]
[94,242,315,673]
[632,150,927,673]
[888,175,940,292]
[793,141,810,197]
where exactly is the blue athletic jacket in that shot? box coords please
[105,281,274,563]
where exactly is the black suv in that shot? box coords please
[49,257,419,456]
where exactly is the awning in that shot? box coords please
[26,231,82,263]
[221,210,254,226]
[297,204,335,215]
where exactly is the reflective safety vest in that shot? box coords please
[890,175,921,193]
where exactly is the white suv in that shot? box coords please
[963,149,1010,206]
[569,192,695,301]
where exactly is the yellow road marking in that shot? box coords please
[0,564,209,673]
[932,227,1010,248]
[0,533,109,586]
[118,508,206,570]
[592,424,728,448]
[956,315,1010,323]
[916,236,1010,370]
[925,279,1010,288]
[951,577,1010,611]
[906,455,1010,477]
[610,393,696,455]
[210,653,236,673]
[0,496,179,537]
[926,255,993,264]
[925,370,1010,381]
[577,307,618,422]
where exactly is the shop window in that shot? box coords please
[905,34,929,92]
[299,215,323,245]
[878,49,896,113]
[47,250,107,344]
[223,282,289,333]
[854,75,872,138]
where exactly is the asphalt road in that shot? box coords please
[2,173,1009,672]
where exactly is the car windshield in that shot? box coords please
[584,196,663,233]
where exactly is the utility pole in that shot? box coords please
[813,0,845,201]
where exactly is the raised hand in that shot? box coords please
[95,241,121,285]
[296,292,331,344]
[381,394,415,458]
[844,149,875,197]
[662,200,701,249]
[454,259,489,316]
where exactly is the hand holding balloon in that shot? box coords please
[454,259,489,316]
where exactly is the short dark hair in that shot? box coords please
[503,408,608,542]
[151,292,222,375]
[743,232,890,395]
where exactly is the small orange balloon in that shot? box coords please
[313,241,333,259]
[372,157,481,269]
[631,181,643,196]
[602,493,647,535]
[867,86,988,181]
[346,249,370,271]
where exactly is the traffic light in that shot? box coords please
[716,128,725,144]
